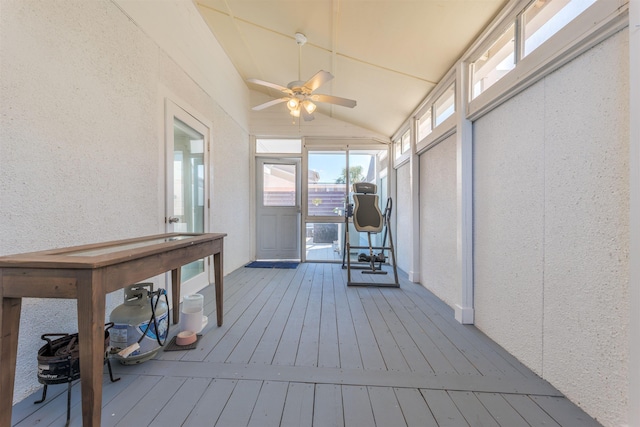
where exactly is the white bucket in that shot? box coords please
[181,294,207,333]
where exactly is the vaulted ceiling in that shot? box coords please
[195,0,507,137]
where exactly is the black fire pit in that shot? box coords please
[35,323,119,426]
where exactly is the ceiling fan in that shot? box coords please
[248,33,357,121]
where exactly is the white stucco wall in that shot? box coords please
[395,162,412,273]
[473,81,546,373]
[419,135,458,307]
[473,29,629,427]
[113,0,250,128]
[0,0,250,403]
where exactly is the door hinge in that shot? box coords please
[208,141,210,152]
[207,257,211,266]
[208,199,210,209]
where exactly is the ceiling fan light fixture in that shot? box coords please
[287,97,299,111]
[302,100,316,114]
[289,108,300,117]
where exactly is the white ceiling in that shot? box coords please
[196,0,507,137]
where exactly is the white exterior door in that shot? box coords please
[166,100,210,296]
[256,158,301,260]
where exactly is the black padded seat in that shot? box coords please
[353,193,383,233]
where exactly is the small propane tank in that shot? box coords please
[109,283,168,365]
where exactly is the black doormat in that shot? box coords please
[163,334,202,351]
[245,261,299,269]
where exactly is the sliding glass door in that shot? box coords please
[304,146,388,262]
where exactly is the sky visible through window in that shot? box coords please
[525,0,596,56]
[309,153,374,184]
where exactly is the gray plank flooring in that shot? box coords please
[12,263,602,426]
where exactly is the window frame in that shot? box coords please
[393,126,411,168]
[466,0,627,120]
[469,22,516,100]
[415,72,457,155]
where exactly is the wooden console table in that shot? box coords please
[0,232,226,427]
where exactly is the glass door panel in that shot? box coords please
[306,151,346,261]
[263,163,296,206]
[307,151,347,217]
[346,150,386,259]
[305,147,388,262]
[173,117,205,282]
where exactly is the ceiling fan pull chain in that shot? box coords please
[298,44,301,82]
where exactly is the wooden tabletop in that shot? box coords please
[0,232,227,269]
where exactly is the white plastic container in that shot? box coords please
[181,294,207,333]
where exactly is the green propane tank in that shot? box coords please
[110,283,168,365]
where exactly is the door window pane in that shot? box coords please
[263,163,296,206]
[308,152,347,217]
[349,151,378,186]
[349,150,383,213]
[174,118,205,281]
[305,223,342,261]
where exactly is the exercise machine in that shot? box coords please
[342,182,399,287]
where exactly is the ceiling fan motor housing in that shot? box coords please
[295,32,307,46]
[287,81,312,95]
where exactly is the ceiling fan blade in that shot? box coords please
[247,78,293,95]
[252,97,288,111]
[311,94,357,108]
[303,70,333,92]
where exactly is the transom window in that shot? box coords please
[523,0,597,57]
[435,84,455,126]
[471,23,516,100]
[471,0,599,100]
[256,138,301,154]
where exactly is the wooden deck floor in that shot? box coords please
[12,263,601,426]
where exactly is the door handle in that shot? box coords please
[167,216,180,224]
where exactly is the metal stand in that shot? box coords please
[34,326,120,426]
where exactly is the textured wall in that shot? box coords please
[156,54,252,275]
[473,30,629,426]
[114,0,251,127]
[210,110,251,270]
[474,82,546,373]
[542,29,629,426]
[0,0,250,403]
[419,135,458,307]
[395,163,412,273]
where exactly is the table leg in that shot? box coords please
[76,271,106,427]
[213,251,223,326]
[0,295,22,427]
[171,267,181,325]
